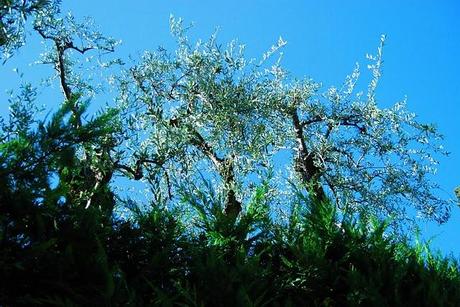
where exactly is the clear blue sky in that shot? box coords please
[2,0,459,255]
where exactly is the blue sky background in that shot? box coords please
[1,0,459,255]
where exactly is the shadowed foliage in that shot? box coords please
[1,106,460,305]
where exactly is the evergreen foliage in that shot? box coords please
[2,127,460,305]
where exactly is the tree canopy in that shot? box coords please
[0,2,454,232]
[114,18,451,227]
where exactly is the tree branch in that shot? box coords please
[34,26,81,127]
[184,123,241,218]
[114,157,164,180]
[300,115,323,128]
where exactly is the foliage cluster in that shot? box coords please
[1,111,460,305]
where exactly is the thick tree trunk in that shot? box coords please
[188,125,241,219]
[291,110,326,201]
[221,159,241,221]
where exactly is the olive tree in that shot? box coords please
[2,2,123,213]
[114,17,451,225]
[5,3,451,228]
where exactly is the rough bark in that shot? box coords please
[291,109,326,201]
